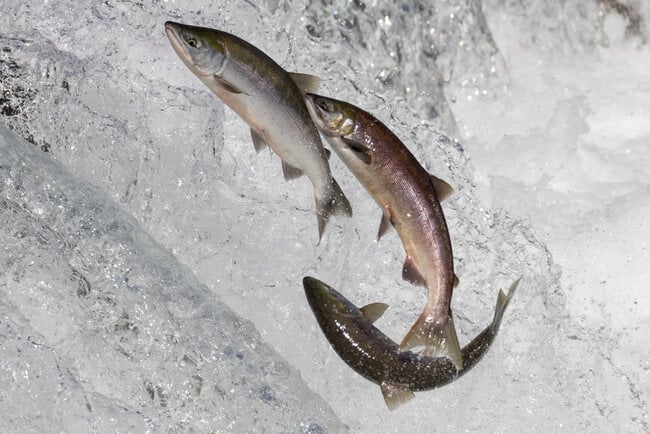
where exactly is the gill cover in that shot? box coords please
[306,93,371,163]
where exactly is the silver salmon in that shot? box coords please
[303,276,519,410]
[305,93,462,367]
[164,22,352,240]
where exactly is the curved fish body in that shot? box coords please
[165,22,351,240]
[305,93,461,367]
[303,276,519,410]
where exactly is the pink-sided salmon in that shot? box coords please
[305,93,462,367]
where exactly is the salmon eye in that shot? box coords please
[187,38,200,48]
[317,101,330,112]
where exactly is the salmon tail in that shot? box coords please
[315,177,353,241]
[490,277,520,333]
[399,311,463,370]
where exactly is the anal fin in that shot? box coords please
[380,382,415,411]
[250,129,268,153]
[402,255,425,286]
[281,160,304,180]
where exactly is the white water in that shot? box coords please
[1,0,647,431]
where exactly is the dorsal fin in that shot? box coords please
[360,302,388,323]
[290,72,320,94]
[281,160,304,180]
[430,174,454,201]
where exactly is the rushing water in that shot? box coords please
[1,1,648,431]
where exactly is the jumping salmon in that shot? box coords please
[305,93,461,367]
[303,276,519,409]
[165,22,352,240]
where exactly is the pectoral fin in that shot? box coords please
[402,256,425,287]
[290,72,321,94]
[281,160,304,180]
[360,302,388,323]
[342,138,372,165]
[250,129,268,153]
[429,174,454,201]
[214,76,246,95]
[380,382,415,411]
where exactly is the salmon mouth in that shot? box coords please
[303,276,350,316]
[164,22,191,60]
[164,21,180,41]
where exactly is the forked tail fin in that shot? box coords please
[490,278,520,334]
[399,311,463,370]
[315,177,353,241]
